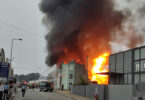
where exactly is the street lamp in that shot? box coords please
[10,38,22,66]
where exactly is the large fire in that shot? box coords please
[58,49,110,85]
[89,52,110,84]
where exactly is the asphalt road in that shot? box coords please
[14,89,75,100]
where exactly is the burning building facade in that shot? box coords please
[39,0,145,85]
[109,45,145,85]
[56,60,88,90]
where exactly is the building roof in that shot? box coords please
[110,45,145,56]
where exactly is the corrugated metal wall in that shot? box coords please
[116,53,124,73]
[109,46,145,85]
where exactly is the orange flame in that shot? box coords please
[89,52,110,84]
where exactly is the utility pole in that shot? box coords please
[9,38,22,79]
[10,38,22,66]
[86,55,88,71]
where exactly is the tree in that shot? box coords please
[15,73,40,82]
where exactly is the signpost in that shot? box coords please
[0,62,9,80]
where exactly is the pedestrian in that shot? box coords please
[0,82,4,100]
[4,82,9,99]
[21,83,26,97]
[62,84,64,91]
[69,83,72,90]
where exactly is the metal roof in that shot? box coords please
[110,45,145,56]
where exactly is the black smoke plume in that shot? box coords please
[39,0,126,66]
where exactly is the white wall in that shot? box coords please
[108,85,134,100]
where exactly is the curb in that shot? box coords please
[54,90,77,100]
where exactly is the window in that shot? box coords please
[136,63,140,71]
[69,74,73,79]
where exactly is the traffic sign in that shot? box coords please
[0,62,9,78]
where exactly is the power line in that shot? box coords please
[0,19,44,38]
[0,24,45,42]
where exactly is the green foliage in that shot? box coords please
[15,73,40,82]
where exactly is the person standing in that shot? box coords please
[4,82,9,99]
[0,82,4,100]
[61,84,64,91]
[21,83,26,97]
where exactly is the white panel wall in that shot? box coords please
[108,85,133,100]
[124,50,132,73]
[109,55,116,72]
[116,53,123,73]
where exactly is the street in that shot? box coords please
[14,89,75,100]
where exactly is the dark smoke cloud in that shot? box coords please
[39,0,125,66]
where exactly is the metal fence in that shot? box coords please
[71,84,98,98]
[71,84,145,100]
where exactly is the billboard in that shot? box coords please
[0,62,9,78]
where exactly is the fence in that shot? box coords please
[71,84,140,100]
[71,84,99,98]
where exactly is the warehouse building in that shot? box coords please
[109,45,145,85]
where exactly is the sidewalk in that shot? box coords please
[54,90,94,100]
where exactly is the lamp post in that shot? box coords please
[10,38,22,66]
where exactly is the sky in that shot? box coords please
[0,0,55,76]
[0,0,144,76]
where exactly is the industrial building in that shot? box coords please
[56,60,88,90]
[71,46,145,100]
[109,45,145,85]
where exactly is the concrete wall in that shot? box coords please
[59,61,86,90]
[71,84,103,99]
[108,85,134,100]
[62,64,69,89]
[71,84,140,100]
[86,84,98,98]
[71,85,86,97]
[56,73,61,89]
[95,85,107,100]
[61,62,75,90]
